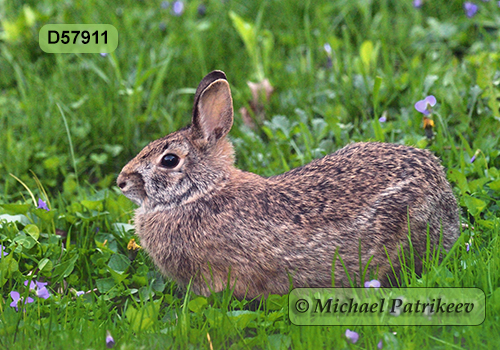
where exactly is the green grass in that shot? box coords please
[1,0,500,348]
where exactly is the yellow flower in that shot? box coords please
[127,239,142,251]
[423,116,435,129]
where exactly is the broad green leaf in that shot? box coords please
[81,199,104,211]
[108,268,128,284]
[138,286,153,301]
[0,255,19,274]
[53,254,79,281]
[90,153,108,165]
[204,308,224,327]
[43,156,61,170]
[151,276,166,292]
[125,304,138,319]
[125,302,159,332]
[226,310,258,329]
[467,178,489,193]
[164,294,174,305]
[0,255,19,287]
[268,334,292,350]
[24,224,39,241]
[311,118,329,142]
[267,311,284,323]
[60,255,78,277]
[463,195,487,216]
[38,258,53,272]
[63,176,78,195]
[489,179,500,192]
[108,254,131,274]
[112,223,135,235]
[126,305,155,333]
[33,208,56,222]
[96,277,115,293]
[132,274,148,287]
[12,234,36,250]
[188,297,208,313]
[103,144,123,157]
[0,204,30,215]
[448,169,469,194]
[487,167,499,178]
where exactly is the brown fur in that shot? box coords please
[117,70,460,299]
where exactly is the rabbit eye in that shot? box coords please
[160,154,180,168]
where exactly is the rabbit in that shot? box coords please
[117,70,460,299]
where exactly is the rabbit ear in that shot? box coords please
[191,71,233,142]
[192,70,227,114]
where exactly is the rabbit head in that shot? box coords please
[117,71,236,212]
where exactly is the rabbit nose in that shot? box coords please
[117,174,127,190]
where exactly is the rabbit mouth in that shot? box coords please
[117,172,147,206]
[120,186,146,206]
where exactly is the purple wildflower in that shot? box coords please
[413,0,423,8]
[323,43,333,68]
[0,244,8,258]
[38,288,50,299]
[323,43,332,55]
[464,2,479,17]
[498,1,500,7]
[172,1,184,16]
[100,53,108,57]
[24,280,50,299]
[364,279,381,288]
[470,149,481,163]
[106,331,115,348]
[37,198,49,211]
[76,291,85,296]
[378,339,383,349]
[466,243,470,252]
[414,95,436,115]
[379,116,387,123]
[10,291,35,312]
[345,329,359,344]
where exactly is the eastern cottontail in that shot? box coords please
[117,71,460,299]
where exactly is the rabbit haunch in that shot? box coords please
[117,70,460,299]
